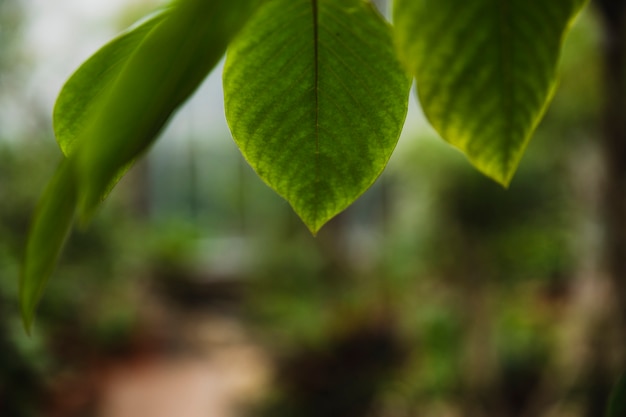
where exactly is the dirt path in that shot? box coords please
[95,314,270,417]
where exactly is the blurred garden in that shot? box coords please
[1,1,625,416]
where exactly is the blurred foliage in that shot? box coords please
[0,0,22,76]
[606,372,626,417]
[0,141,145,415]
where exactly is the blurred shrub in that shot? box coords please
[0,141,144,415]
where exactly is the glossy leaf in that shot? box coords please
[607,372,626,417]
[20,160,76,333]
[223,0,411,233]
[394,0,588,185]
[70,0,262,217]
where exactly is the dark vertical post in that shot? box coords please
[590,1,626,415]
[596,0,626,324]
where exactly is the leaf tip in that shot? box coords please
[464,152,517,189]
[491,170,514,189]
[305,220,322,237]
[294,207,330,236]
[20,261,41,336]
[19,292,36,336]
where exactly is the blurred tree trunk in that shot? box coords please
[596,0,626,327]
[588,1,626,415]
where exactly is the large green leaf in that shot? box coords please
[21,0,262,330]
[607,372,626,417]
[53,10,168,155]
[394,0,588,185]
[223,0,411,233]
[70,0,262,217]
[20,160,76,333]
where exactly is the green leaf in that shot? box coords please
[394,0,588,185]
[223,0,411,234]
[21,0,262,330]
[53,10,168,155]
[20,160,76,333]
[68,0,262,217]
[607,372,626,417]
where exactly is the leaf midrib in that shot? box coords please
[312,0,321,229]
[497,0,514,180]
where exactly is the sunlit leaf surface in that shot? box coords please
[224,0,411,233]
[394,0,588,185]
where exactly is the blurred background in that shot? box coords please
[0,1,624,416]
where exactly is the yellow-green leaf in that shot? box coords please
[224,0,411,233]
[394,0,588,185]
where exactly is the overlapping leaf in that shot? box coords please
[223,0,411,233]
[394,0,588,185]
[21,0,262,330]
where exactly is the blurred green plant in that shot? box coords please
[0,142,145,416]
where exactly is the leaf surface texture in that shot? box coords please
[394,0,588,185]
[224,0,411,233]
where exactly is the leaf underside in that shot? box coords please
[224,0,411,233]
[394,0,589,185]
